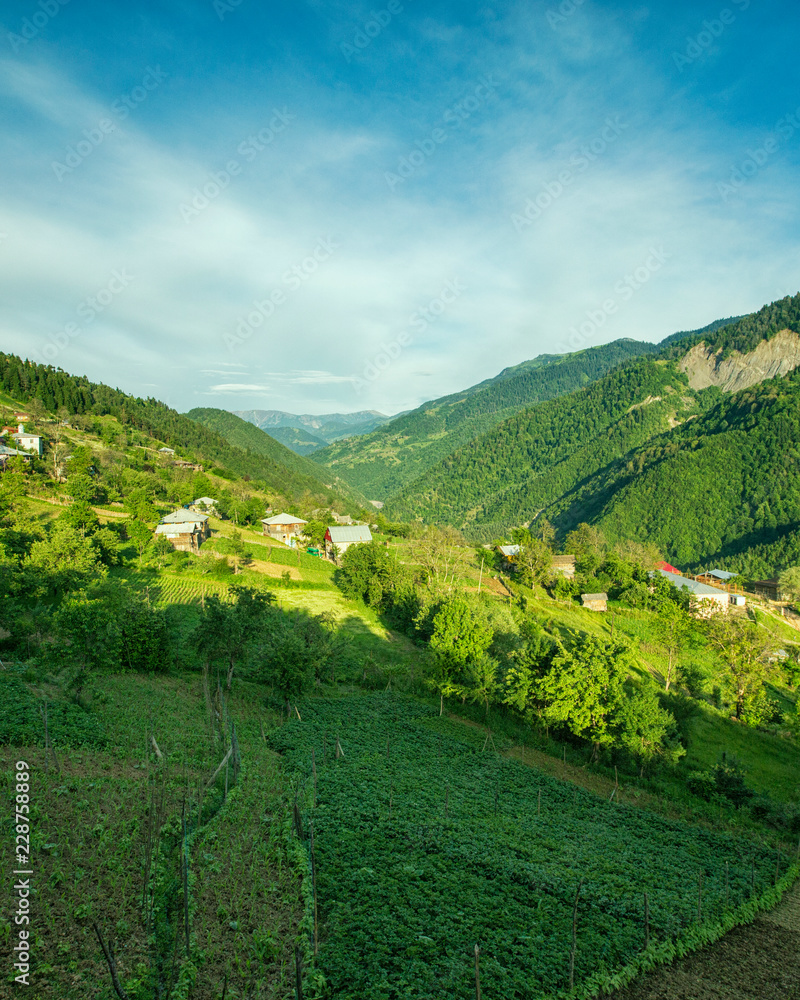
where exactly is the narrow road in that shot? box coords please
[610,880,800,1000]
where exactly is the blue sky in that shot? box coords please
[1,0,798,416]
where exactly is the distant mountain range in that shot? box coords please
[233,409,393,454]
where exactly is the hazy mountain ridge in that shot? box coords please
[233,408,393,451]
[312,338,655,498]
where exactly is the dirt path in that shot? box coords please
[610,880,800,1000]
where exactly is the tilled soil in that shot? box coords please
[610,882,800,1000]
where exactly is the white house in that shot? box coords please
[11,424,43,456]
[658,569,731,614]
[325,524,373,560]
[262,512,308,545]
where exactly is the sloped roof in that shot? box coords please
[706,569,738,581]
[498,544,520,557]
[581,593,607,601]
[262,512,308,526]
[659,569,726,596]
[193,497,217,506]
[161,509,208,524]
[155,523,197,536]
[656,560,680,574]
[0,444,26,456]
[552,554,576,565]
[327,525,372,544]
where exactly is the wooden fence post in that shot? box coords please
[569,879,584,990]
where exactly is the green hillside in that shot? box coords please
[0,352,361,515]
[313,338,655,498]
[267,423,329,454]
[550,368,800,577]
[386,356,697,536]
[185,406,369,514]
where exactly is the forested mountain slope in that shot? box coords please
[385,294,800,573]
[313,338,655,498]
[550,368,800,577]
[0,353,361,514]
[386,356,698,535]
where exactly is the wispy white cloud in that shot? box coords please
[0,2,798,419]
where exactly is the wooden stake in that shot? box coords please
[310,823,318,956]
[569,879,584,990]
[474,944,481,1000]
[295,946,304,1000]
[312,749,317,808]
[150,734,164,760]
[92,922,130,1000]
[205,748,233,791]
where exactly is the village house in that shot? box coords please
[658,569,732,615]
[750,579,784,603]
[10,424,43,456]
[552,554,576,579]
[581,592,608,612]
[191,496,218,515]
[496,544,520,570]
[262,512,308,545]
[694,569,739,590]
[155,509,211,552]
[158,446,176,456]
[325,524,373,561]
[330,511,354,526]
[0,443,30,470]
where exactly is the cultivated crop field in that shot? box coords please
[272,693,786,1000]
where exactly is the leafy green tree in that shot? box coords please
[704,612,772,721]
[778,566,800,604]
[303,519,327,548]
[59,501,100,535]
[43,597,120,699]
[337,541,398,609]
[617,689,684,775]
[538,635,632,753]
[652,599,692,691]
[26,521,106,595]
[428,596,494,678]
[564,523,606,558]
[126,519,153,567]
[193,586,276,690]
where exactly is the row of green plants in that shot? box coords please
[271,693,788,1000]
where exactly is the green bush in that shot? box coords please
[0,674,107,748]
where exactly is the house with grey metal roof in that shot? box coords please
[325,524,372,561]
[155,509,211,551]
[658,569,733,612]
[261,512,308,545]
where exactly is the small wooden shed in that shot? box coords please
[581,592,608,612]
